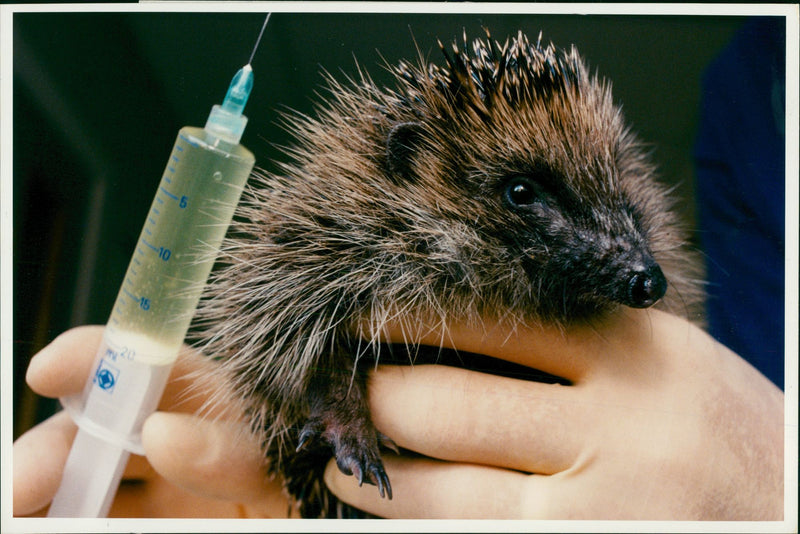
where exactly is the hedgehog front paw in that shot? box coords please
[333,433,393,500]
[296,418,393,499]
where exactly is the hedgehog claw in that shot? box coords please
[352,462,364,486]
[379,432,399,455]
[329,436,392,499]
[296,422,322,452]
[371,465,393,500]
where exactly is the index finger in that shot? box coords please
[365,312,613,382]
[25,326,227,417]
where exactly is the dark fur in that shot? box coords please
[193,31,704,517]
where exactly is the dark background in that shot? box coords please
[12,11,745,437]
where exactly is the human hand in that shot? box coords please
[324,309,785,520]
[13,326,296,518]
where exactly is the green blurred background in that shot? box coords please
[12,10,745,437]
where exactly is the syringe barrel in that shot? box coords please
[60,126,254,453]
[109,126,255,351]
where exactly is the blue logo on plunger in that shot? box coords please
[94,359,119,393]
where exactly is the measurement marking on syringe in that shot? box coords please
[179,134,199,147]
[121,287,151,311]
[148,218,156,226]
[122,288,137,301]
[141,238,158,252]
[144,228,152,236]
[175,145,184,152]
[171,155,180,163]
[160,187,179,202]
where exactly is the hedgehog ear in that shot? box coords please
[386,121,425,184]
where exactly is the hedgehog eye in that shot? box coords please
[504,176,545,208]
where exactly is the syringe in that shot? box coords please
[47,15,270,518]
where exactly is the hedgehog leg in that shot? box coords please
[296,349,393,500]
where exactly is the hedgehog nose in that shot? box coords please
[625,264,667,308]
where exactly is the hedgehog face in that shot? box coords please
[488,163,667,319]
[483,97,666,319]
[262,31,682,326]
[384,31,669,321]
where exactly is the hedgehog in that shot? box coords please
[192,30,705,517]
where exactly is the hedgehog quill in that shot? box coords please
[192,31,704,517]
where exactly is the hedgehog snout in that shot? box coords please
[624,263,667,308]
[582,233,668,309]
[586,222,668,308]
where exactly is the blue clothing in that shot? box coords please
[694,17,786,389]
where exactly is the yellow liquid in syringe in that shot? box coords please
[109,126,254,359]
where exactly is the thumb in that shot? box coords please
[141,412,289,514]
[13,411,78,516]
